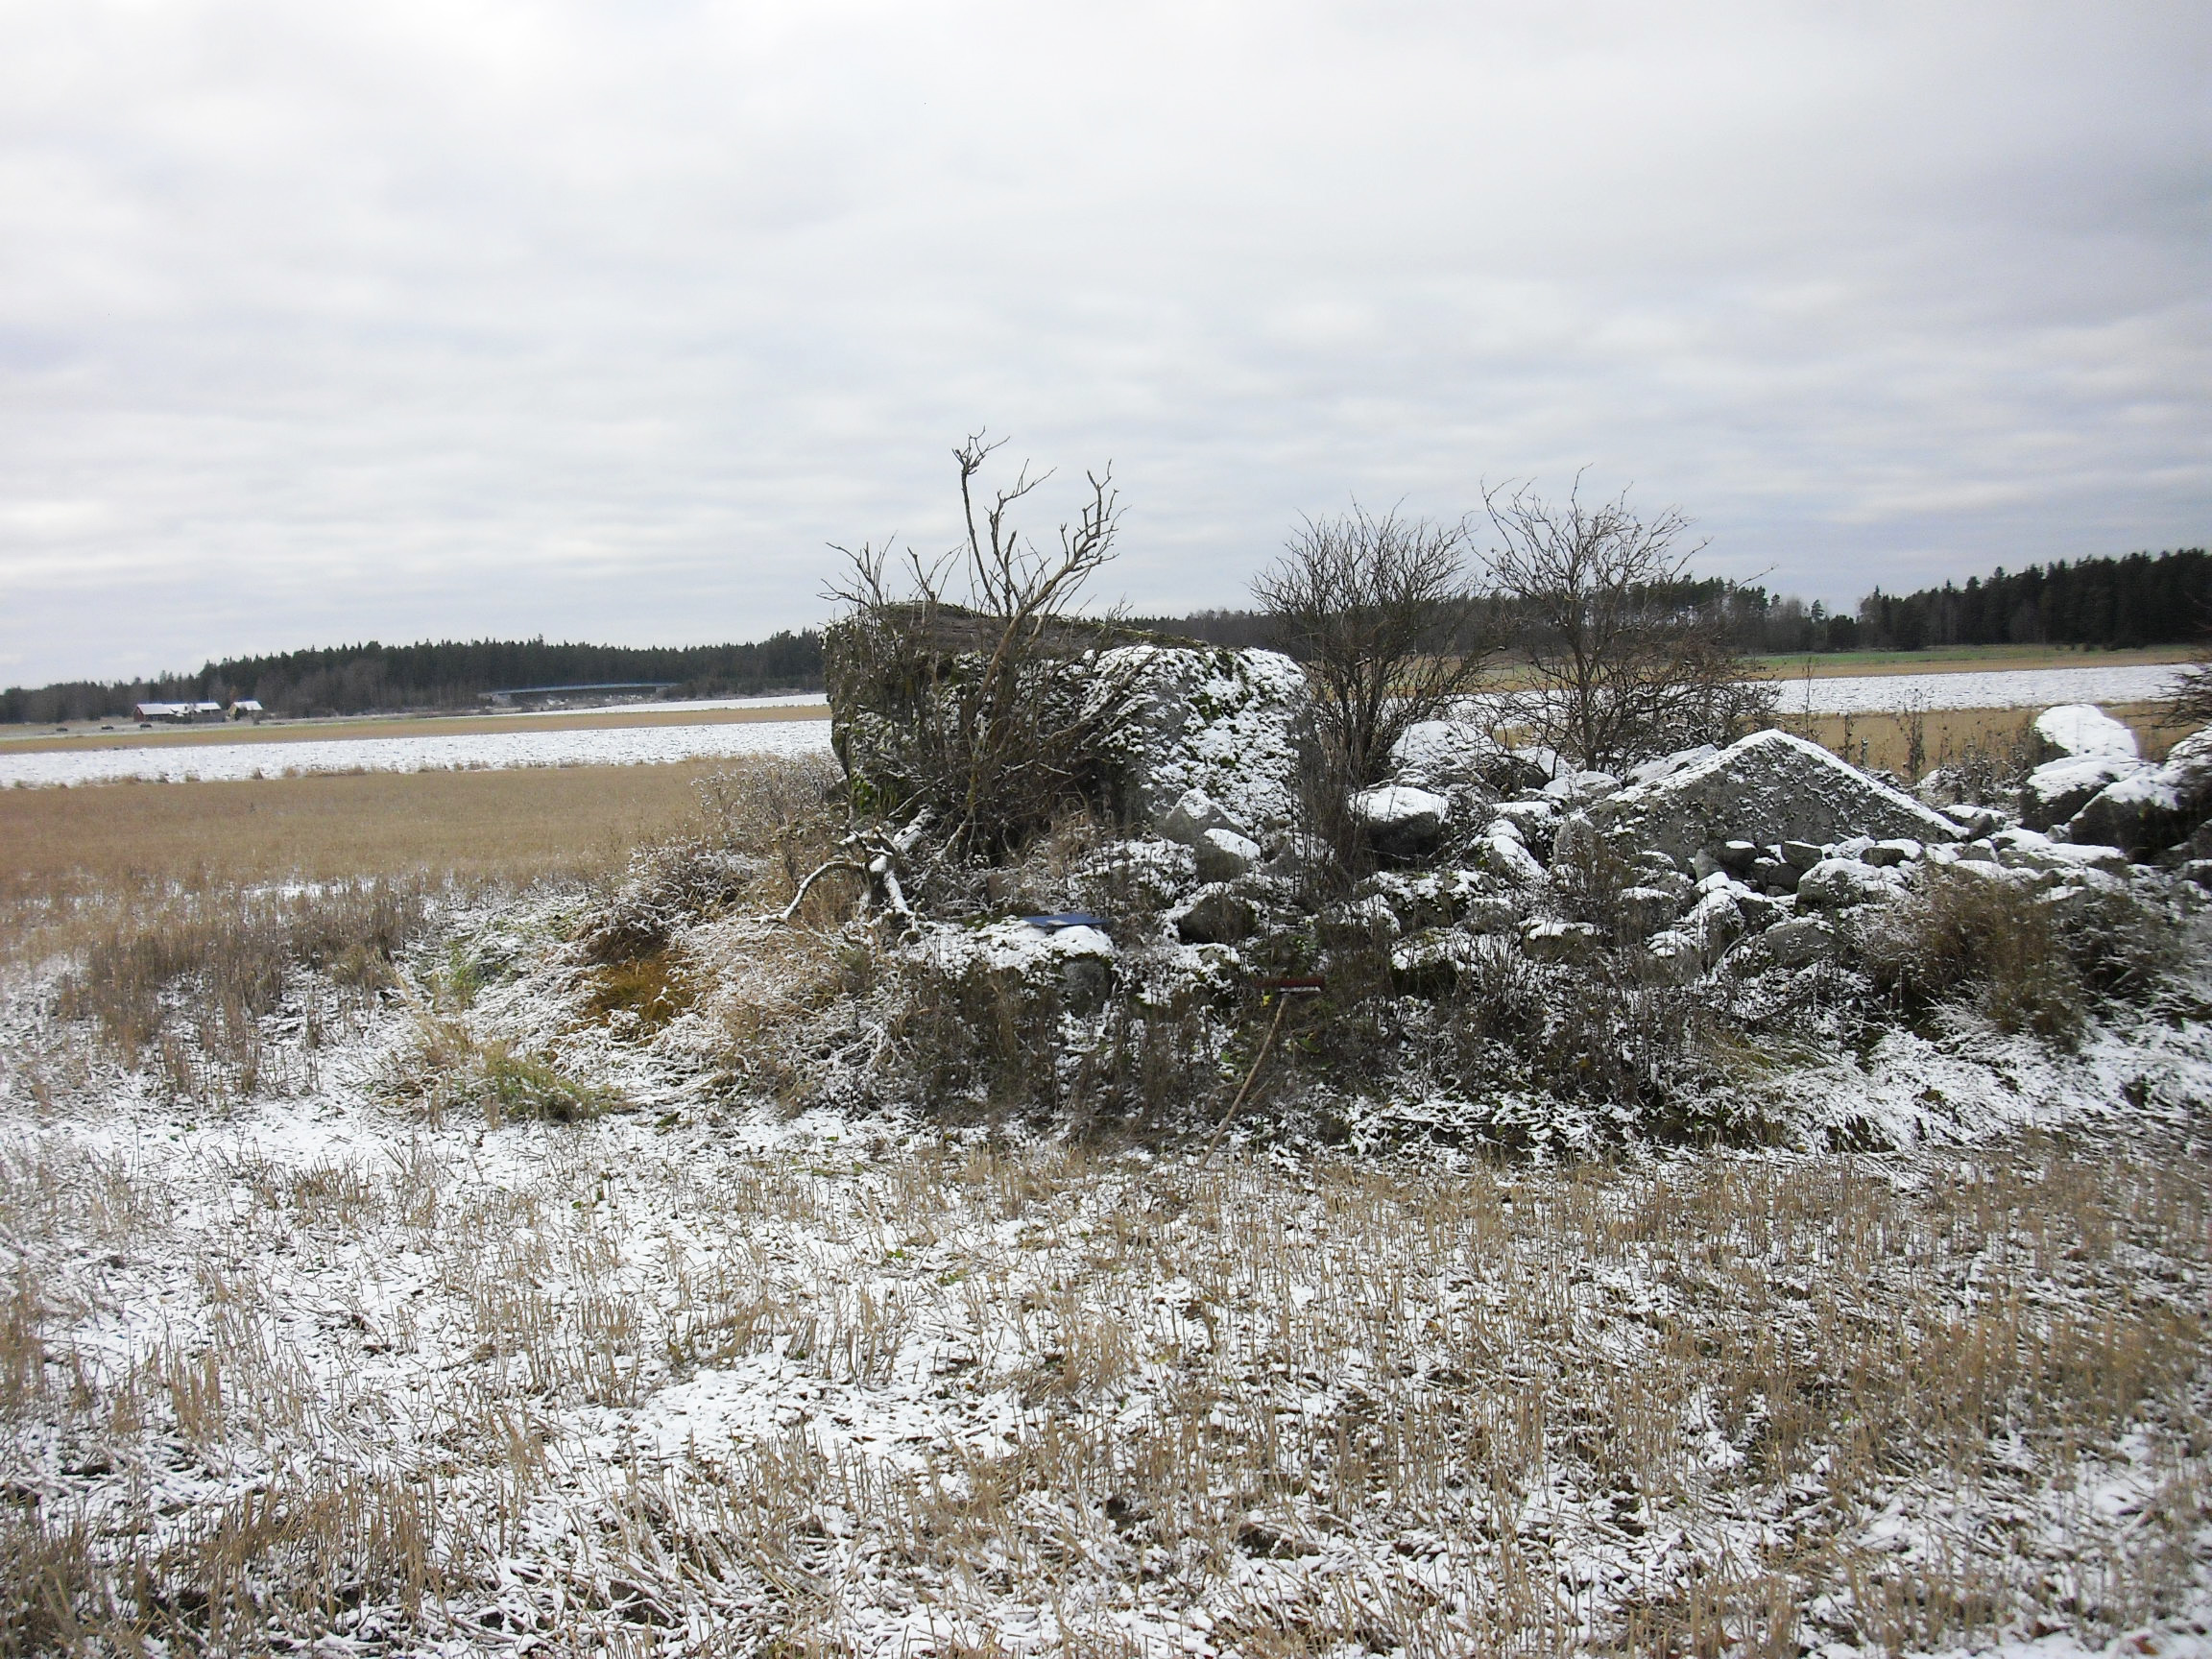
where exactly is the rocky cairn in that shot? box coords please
[829,642,2206,1043]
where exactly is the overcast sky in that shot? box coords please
[2,1,2207,685]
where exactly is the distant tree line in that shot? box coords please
[1852,549,2210,652]
[1140,547,2212,661]
[0,633,829,724]
[7,548,2206,724]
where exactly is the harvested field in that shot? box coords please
[0,696,829,756]
[0,1073,2204,1655]
[0,760,730,902]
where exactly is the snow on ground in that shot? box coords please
[2,882,2210,1653]
[0,712,835,787]
[1774,661,2186,714]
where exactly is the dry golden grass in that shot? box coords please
[1779,701,2187,782]
[0,759,736,903]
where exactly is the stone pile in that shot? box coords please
[841,651,2200,1017]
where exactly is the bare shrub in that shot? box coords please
[694,753,846,897]
[2168,660,2212,728]
[1251,504,1495,792]
[578,841,759,965]
[1483,478,1774,770]
[824,432,1147,863]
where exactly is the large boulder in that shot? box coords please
[1388,719,1526,791]
[1588,730,1962,869]
[1094,646,1313,836]
[905,919,1118,1014]
[1348,784,1450,858]
[2029,704,2139,766]
[2020,754,2142,831]
[1158,789,1262,881]
[2063,727,2212,855]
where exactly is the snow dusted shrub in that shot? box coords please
[1859,867,2087,1041]
[581,755,843,963]
[2056,878,2185,1004]
[381,1013,616,1124]
[578,839,758,965]
[692,752,845,897]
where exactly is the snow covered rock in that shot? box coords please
[1316,894,1400,950]
[1796,858,1906,910]
[2020,754,2142,831]
[1193,829,1262,883]
[1779,840,1825,873]
[1476,830,1548,887]
[1642,929,1702,982]
[1095,645,1313,835]
[906,919,1118,1014]
[1615,885,1683,940]
[1588,730,1962,869]
[1763,916,1838,968]
[1863,838,1923,868]
[1490,800,1557,843]
[1990,825,2130,878]
[1462,894,1523,934]
[1388,719,1513,790]
[1349,785,1449,856]
[1170,885,1261,945]
[1626,744,1719,787]
[1391,927,1480,993]
[1678,888,1746,960]
[1522,918,1601,962]
[2029,704,2139,765]
[1541,770,1620,805]
[1160,788,1245,846]
[2063,726,2212,856]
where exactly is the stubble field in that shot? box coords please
[0,740,2209,1654]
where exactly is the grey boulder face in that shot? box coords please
[1094,646,1313,838]
[1158,789,1262,881]
[1796,857,1905,911]
[2064,726,2212,856]
[1171,885,1262,945]
[1349,785,1451,858]
[1625,745,1719,788]
[1588,730,1962,869]
[2029,704,2140,766]
[1764,915,1838,968]
[1388,719,1508,791]
[2021,755,2142,831]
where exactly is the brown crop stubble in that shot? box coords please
[0,1128,2204,1653]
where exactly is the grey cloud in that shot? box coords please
[1,0,2206,684]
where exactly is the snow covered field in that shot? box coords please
[0,712,835,788]
[1779,661,2186,716]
